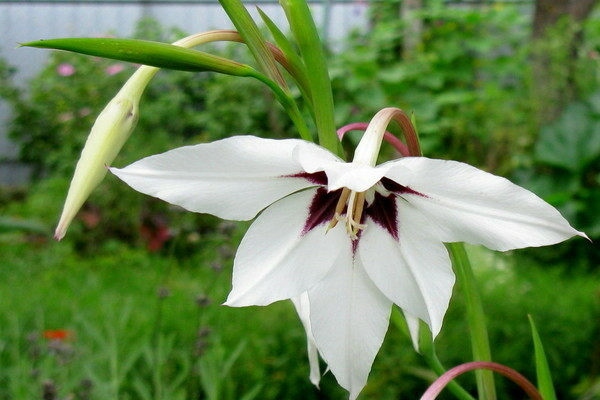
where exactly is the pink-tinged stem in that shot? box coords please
[420,361,543,400]
[336,122,410,157]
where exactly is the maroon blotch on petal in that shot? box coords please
[302,188,341,235]
[380,177,426,197]
[284,171,328,186]
[366,192,399,240]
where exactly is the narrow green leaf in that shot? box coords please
[22,38,254,77]
[257,7,312,102]
[280,0,338,155]
[529,315,558,400]
[219,0,286,87]
[0,217,49,235]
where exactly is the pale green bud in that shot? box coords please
[54,31,254,240]
[54,69,151,240]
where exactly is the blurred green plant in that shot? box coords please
[0,234,597,399]
[0,19,291,251]
[330,3,600,177]
[514,93,600,264]
[330,3,534,173]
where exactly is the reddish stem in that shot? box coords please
[420,361,543,400]
[336,122,410,157]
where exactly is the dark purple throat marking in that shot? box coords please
[380,177,427,197]
[290,172,425,255]
[284,171,328,186]
[366,192,399,241]
[302,188,342,235]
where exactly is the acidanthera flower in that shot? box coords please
[110,108,585,400]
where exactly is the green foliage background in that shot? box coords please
[0,4,599,399]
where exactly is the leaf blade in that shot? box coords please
[280,0,339,155]
[219,0,286,87]
[529,315,558,400]
[22,38,254,77]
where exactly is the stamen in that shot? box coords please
[352,192,365,227]
[326,188,367,239]
[326,188,351,232]
[346,191,367,239]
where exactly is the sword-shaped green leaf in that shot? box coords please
[21,38,254,77]
[280,0,338,156]
[219,0,286,88]
[529,315,557,400]
[257,7,312,107]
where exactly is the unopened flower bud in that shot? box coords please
[54,30,251,240]
[54,68,153,240]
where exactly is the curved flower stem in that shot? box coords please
[420,361,542,400]
[249,70,312,142]
[196,30,313,109]
[447,243,496,400]
[336,123,410,156]
[421,346,477,400]
[178,31,312,142]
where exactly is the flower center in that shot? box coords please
[328,188,368,239]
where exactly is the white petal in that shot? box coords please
[308,253,392,400]
[225,189,349,306]
[295,142,390,192]
[385,157,587,251]
[111,136,322,221]
[359,203,454,338]
[294,140,344,173]
[324,162,389,192]
[403,311,421,352]
[291,293,321,387]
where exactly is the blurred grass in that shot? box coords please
[0,236,347,399]
[0,230,597,399]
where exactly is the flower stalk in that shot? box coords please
[447,242,497,400]
[336,122,410,156]
[421,361,542,400]
[417,327,476,400]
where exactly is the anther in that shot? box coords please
[327,188,351,232]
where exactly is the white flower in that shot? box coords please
[110,133,585,400]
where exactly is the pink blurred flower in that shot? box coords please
[78,107,92,117]
[58,112,74,123]
[57,63,76,76]
[106,63,125,76]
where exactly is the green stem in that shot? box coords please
[250,70,312,142]
[422,347,477,400]
[447,243,497,400]
[418,320,477,400]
